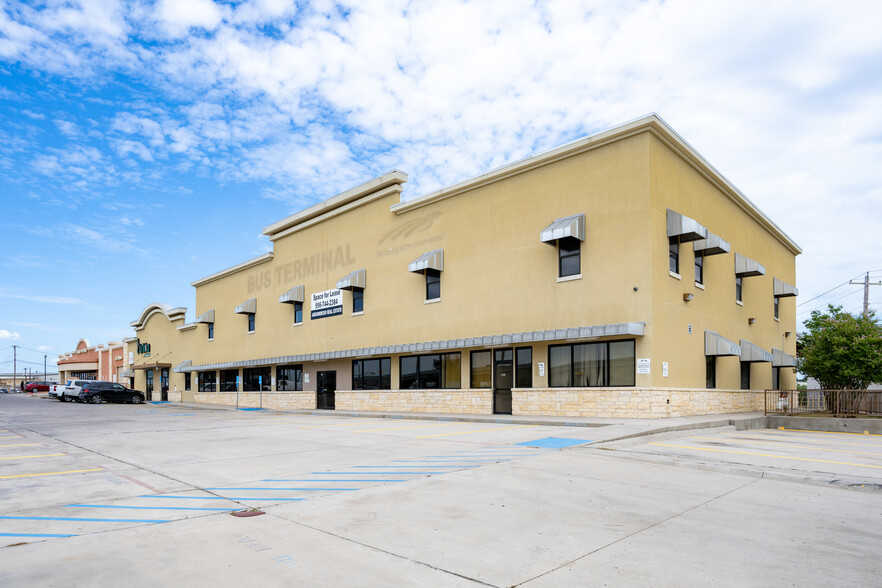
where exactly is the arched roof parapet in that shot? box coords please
[130,302,188,331]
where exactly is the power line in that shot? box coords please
[796,272,864,308]
[797,288,862,316]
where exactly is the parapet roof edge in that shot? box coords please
[190,252,274,288]
[262,170,408,238]
[391,113,801,255]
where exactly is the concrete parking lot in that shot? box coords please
[2,394,881,586]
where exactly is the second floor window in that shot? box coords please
[247,313,255,332]
[735,276,743,302]
[426,269,441,300]
[669,237,680,274]
[207,323,214,339]
[353,288,364,313]
[294,301,303,324]
[558,237,581,277]
[694,251,704,285]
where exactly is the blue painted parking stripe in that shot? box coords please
[393,460,509,463]
[0,532,75,538]
[140,495,305,501]
[64,505,235,511]
[352,465,480,468]
[313,471,447,475]
[263,479,405,482]
[204,487,359,491]
[0,515,170,523]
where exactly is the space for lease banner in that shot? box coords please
[311,288,343,319]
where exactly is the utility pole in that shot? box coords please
[12,345,16,392]
[849,272,882,317]
[44,355,47,381]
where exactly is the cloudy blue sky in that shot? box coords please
[1,0,881,373]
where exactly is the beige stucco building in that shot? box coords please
[124,115,800,418]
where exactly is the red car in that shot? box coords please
[24,381,54,392]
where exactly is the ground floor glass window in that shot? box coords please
[220,369,238,392]
[549,340,635,387]
[470,351,492,388]
[198,371,216,392]
[401,352,461,389]
[352,358,391,390]
[243,367,271,391]
[277,364,303,391]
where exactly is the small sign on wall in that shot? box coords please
[663,362,669,377]
[637,358,651,374]
[304,373,310,384]
[538,362,545,377]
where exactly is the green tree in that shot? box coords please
[799,305,882,390]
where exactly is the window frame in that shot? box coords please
[425,268,441,301]
[558,236,581,278]
[470,350,492,389]
[694,251,704,285]
[352,287,364,313]
[352,357,392,390]
[294,301,303,324]
[669,237,680,274]
[515,347,532,388]
[548,340,636,388]
[247,313,255,333]
[706,357,716,389]
[276,364,303,391]
[735,275,743,302]
[220,369,238,392]
[399,352,461,390]
[740,362,751,390]
[198,371,216,392]
[774,296,779,320]
[243,366,271,392]
[207,322,214,340]
[184,372,191,391]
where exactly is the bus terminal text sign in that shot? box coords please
[311,289,343,320]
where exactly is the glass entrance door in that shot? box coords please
[160,368,169,401]
[493,349,513,414]
[316,371,336,410]
[145,369,154,401]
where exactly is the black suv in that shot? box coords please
[79,381,145,404]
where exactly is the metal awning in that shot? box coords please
[740,340,773,363]
[773,278,798,298]
[540,213,585,245]
[337,269,366,290]
[705,331,741,356]
[173,360,192,373]
[133,362,172,370]
[772,348,798,368]
[667,209,708,242]
[409,249,444,273]
[279,285,305,304]
[693,232,730,256]
[180,321,646,372]
[121,369,134,378]
[735,253,765,277]
[196,309,215,323]
[234,298,257,314]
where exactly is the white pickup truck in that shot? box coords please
[49,380,90,402]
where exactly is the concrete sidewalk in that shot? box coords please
[167,398,769,442]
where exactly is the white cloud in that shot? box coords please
[0,329,21,341]
[37,345,52,351]
[157,0,224,37]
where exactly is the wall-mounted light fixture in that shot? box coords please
[683,293,693,302]
[748,317,757,325]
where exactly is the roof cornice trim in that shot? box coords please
[390,114,801,255]
[191,253,274,288]
[263,170,408,238]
